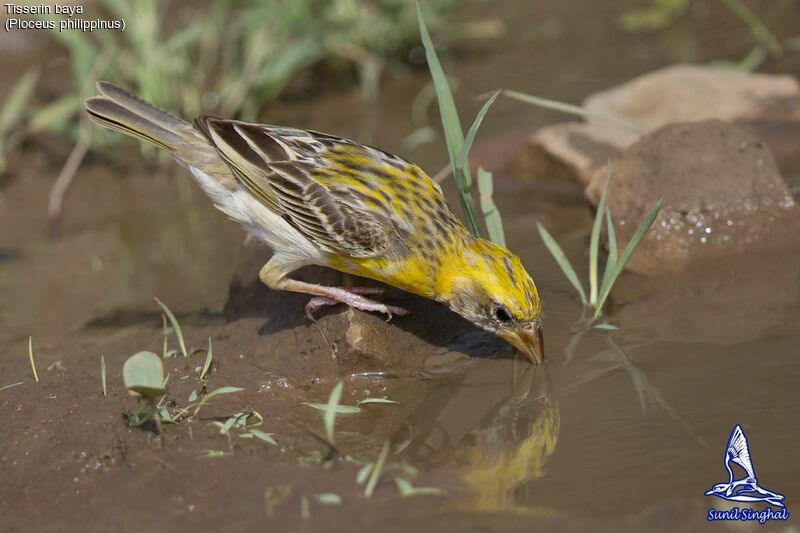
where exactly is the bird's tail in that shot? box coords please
[84,81,192,154]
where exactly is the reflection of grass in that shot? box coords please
[594,335,707,447]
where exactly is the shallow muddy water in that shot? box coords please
[2,1,800,531]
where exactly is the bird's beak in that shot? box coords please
[501,319,544,364]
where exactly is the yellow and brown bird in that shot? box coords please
[85,82,544,362]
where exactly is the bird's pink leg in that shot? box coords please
[276,279,410,321]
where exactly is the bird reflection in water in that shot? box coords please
[458,363,560,511]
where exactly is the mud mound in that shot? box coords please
[585,120,800,274]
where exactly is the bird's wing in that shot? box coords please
[726,425,756,480]
[194,118,408,258]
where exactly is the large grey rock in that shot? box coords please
[585,120,800,274]
[509,65,800,185]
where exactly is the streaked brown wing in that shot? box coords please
[194,117,392,258]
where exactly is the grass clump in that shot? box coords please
[537,167,663,321]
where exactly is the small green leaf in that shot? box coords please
[200,338,213,380]
[302,403,361,414]
[357,398,399,405]
[537,223,587,305]
[457,90,500,169]
[477,168,506,246]
[356,463,373,485]
[592,322,619,331]
[28,336,38,383]
[154,297,187,357]
[100,356,107,397]
[188,390,198,402]
[601,208,618,291]
[122,351,166,399]
[325,381,343,444]
[590,166,612,306]
[315,493,342,505]
[395,477,447,497]
[245,428,277,445]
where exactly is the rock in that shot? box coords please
[507,122,627,186]
[508,65,800,184]
[584,64,800,130]
[585,120,800,274]
[223,237,508,374]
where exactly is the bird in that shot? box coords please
[84,81,544,363]
[705,425,785,507]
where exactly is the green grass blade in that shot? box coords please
[28,336,39,383]
[154,297,188,357]
[595,198,663,317]
[417,4,480,236]
[324,381,343,444]
[457,90,500,169]
[501,89,642,134]
[601,208,618,291]
[200,338,213,380]
[590,167,611,306]
[101,355,107,397]
[537,223,587,305]
[0,382,24,393]
[0,70,38,134]
[477,168,506,246]
[364,440,391,498]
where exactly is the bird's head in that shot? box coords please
[439,238,544,363]
[705,483,727,495]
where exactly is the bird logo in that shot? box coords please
[705,425,785,508]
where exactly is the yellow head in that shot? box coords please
[437,238,544,363]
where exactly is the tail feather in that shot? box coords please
[85,81,190,153]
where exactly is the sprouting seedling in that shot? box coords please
[123,351,167,445]
[169,386,245,421]
[28,336,39,383]
[154,297,187,357]
[537,166,663,321]
[302,381,362,445]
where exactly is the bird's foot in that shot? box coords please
[304,287,410,322]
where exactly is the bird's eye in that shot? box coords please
[494,305,512,323]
